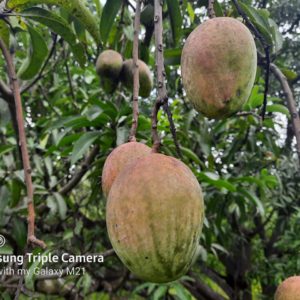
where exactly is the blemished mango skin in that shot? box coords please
[101,142,151,198]
[106,153,204,283]
[181,17,257,119]
[275,276,300,300]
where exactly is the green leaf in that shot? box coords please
[0,145,15,156]
[46,195,57,215]
[0,187,10,226]
[18,24,48,80]
[238,187,265,216]
[166,0,182,46]
[238,1,273,45]
[100,0,122,44]
[268,18,283,53]
[213,0,224,17]
[266,104,290,116]
[7,0,101,43]
[153,285,168,300]
[280,67,298,81]
[12,218,27,249]
[186,2,195,23]
[71,132,99,165]
[53,192,67,219]
[164,48,182,66]
[0,20,10,49]
[22,7,86,66]
[199,172,237,192]
[25,249,51,290]
[180,146,201,165]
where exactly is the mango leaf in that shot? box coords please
[100,0,122,44]
[180,146,202,165]
[266,104,290,116]
[164,48,182,66]
[268,18,283,53]
[238,187,264,216]
[7,0,101,43]
[21,7,86,66]
[153,285,168,300]
[53,192,67,219]
[12,218,27,249]
[213,0,224,17]
[0,145,15,156]
[0,20,10,48]
[18,24,48,80]
[238,1,273,45]
[71,131,100,165]
[280,67,298,81]
[166,0,182,46]
[186,2,195,23]
[198,172,237,192]
[25,249,51,290]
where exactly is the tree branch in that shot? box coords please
[152,0,181,155]
[0,38,46,249]
[208,0,216,18]
[59,145,99,195]
[270,63,300,163]
[129,0,141,142]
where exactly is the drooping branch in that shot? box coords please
[231,0,270,120]
[129,0,141,142]
[208,0,216,18]
[270,63,300,163]
[152,0,181,156]
[0,39,46,249]
[59,145,100,195]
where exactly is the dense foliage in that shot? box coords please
[0,0,299,299]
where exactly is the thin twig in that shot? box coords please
[152,0,166,152]
[59,145,100,195]
[65,61,76,102]
[0,39,46,249]
[129,0,141,142]
[231,0,270,120]
[208,0,216,18]
[152,0,181,155]
[270,63,300,164]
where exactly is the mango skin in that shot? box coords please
[96,50,123,94]
[101,142,151,198]
[275,276,300,300]
[120,59,153,98]
[106,153,204,283]
[181,17,257,119]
